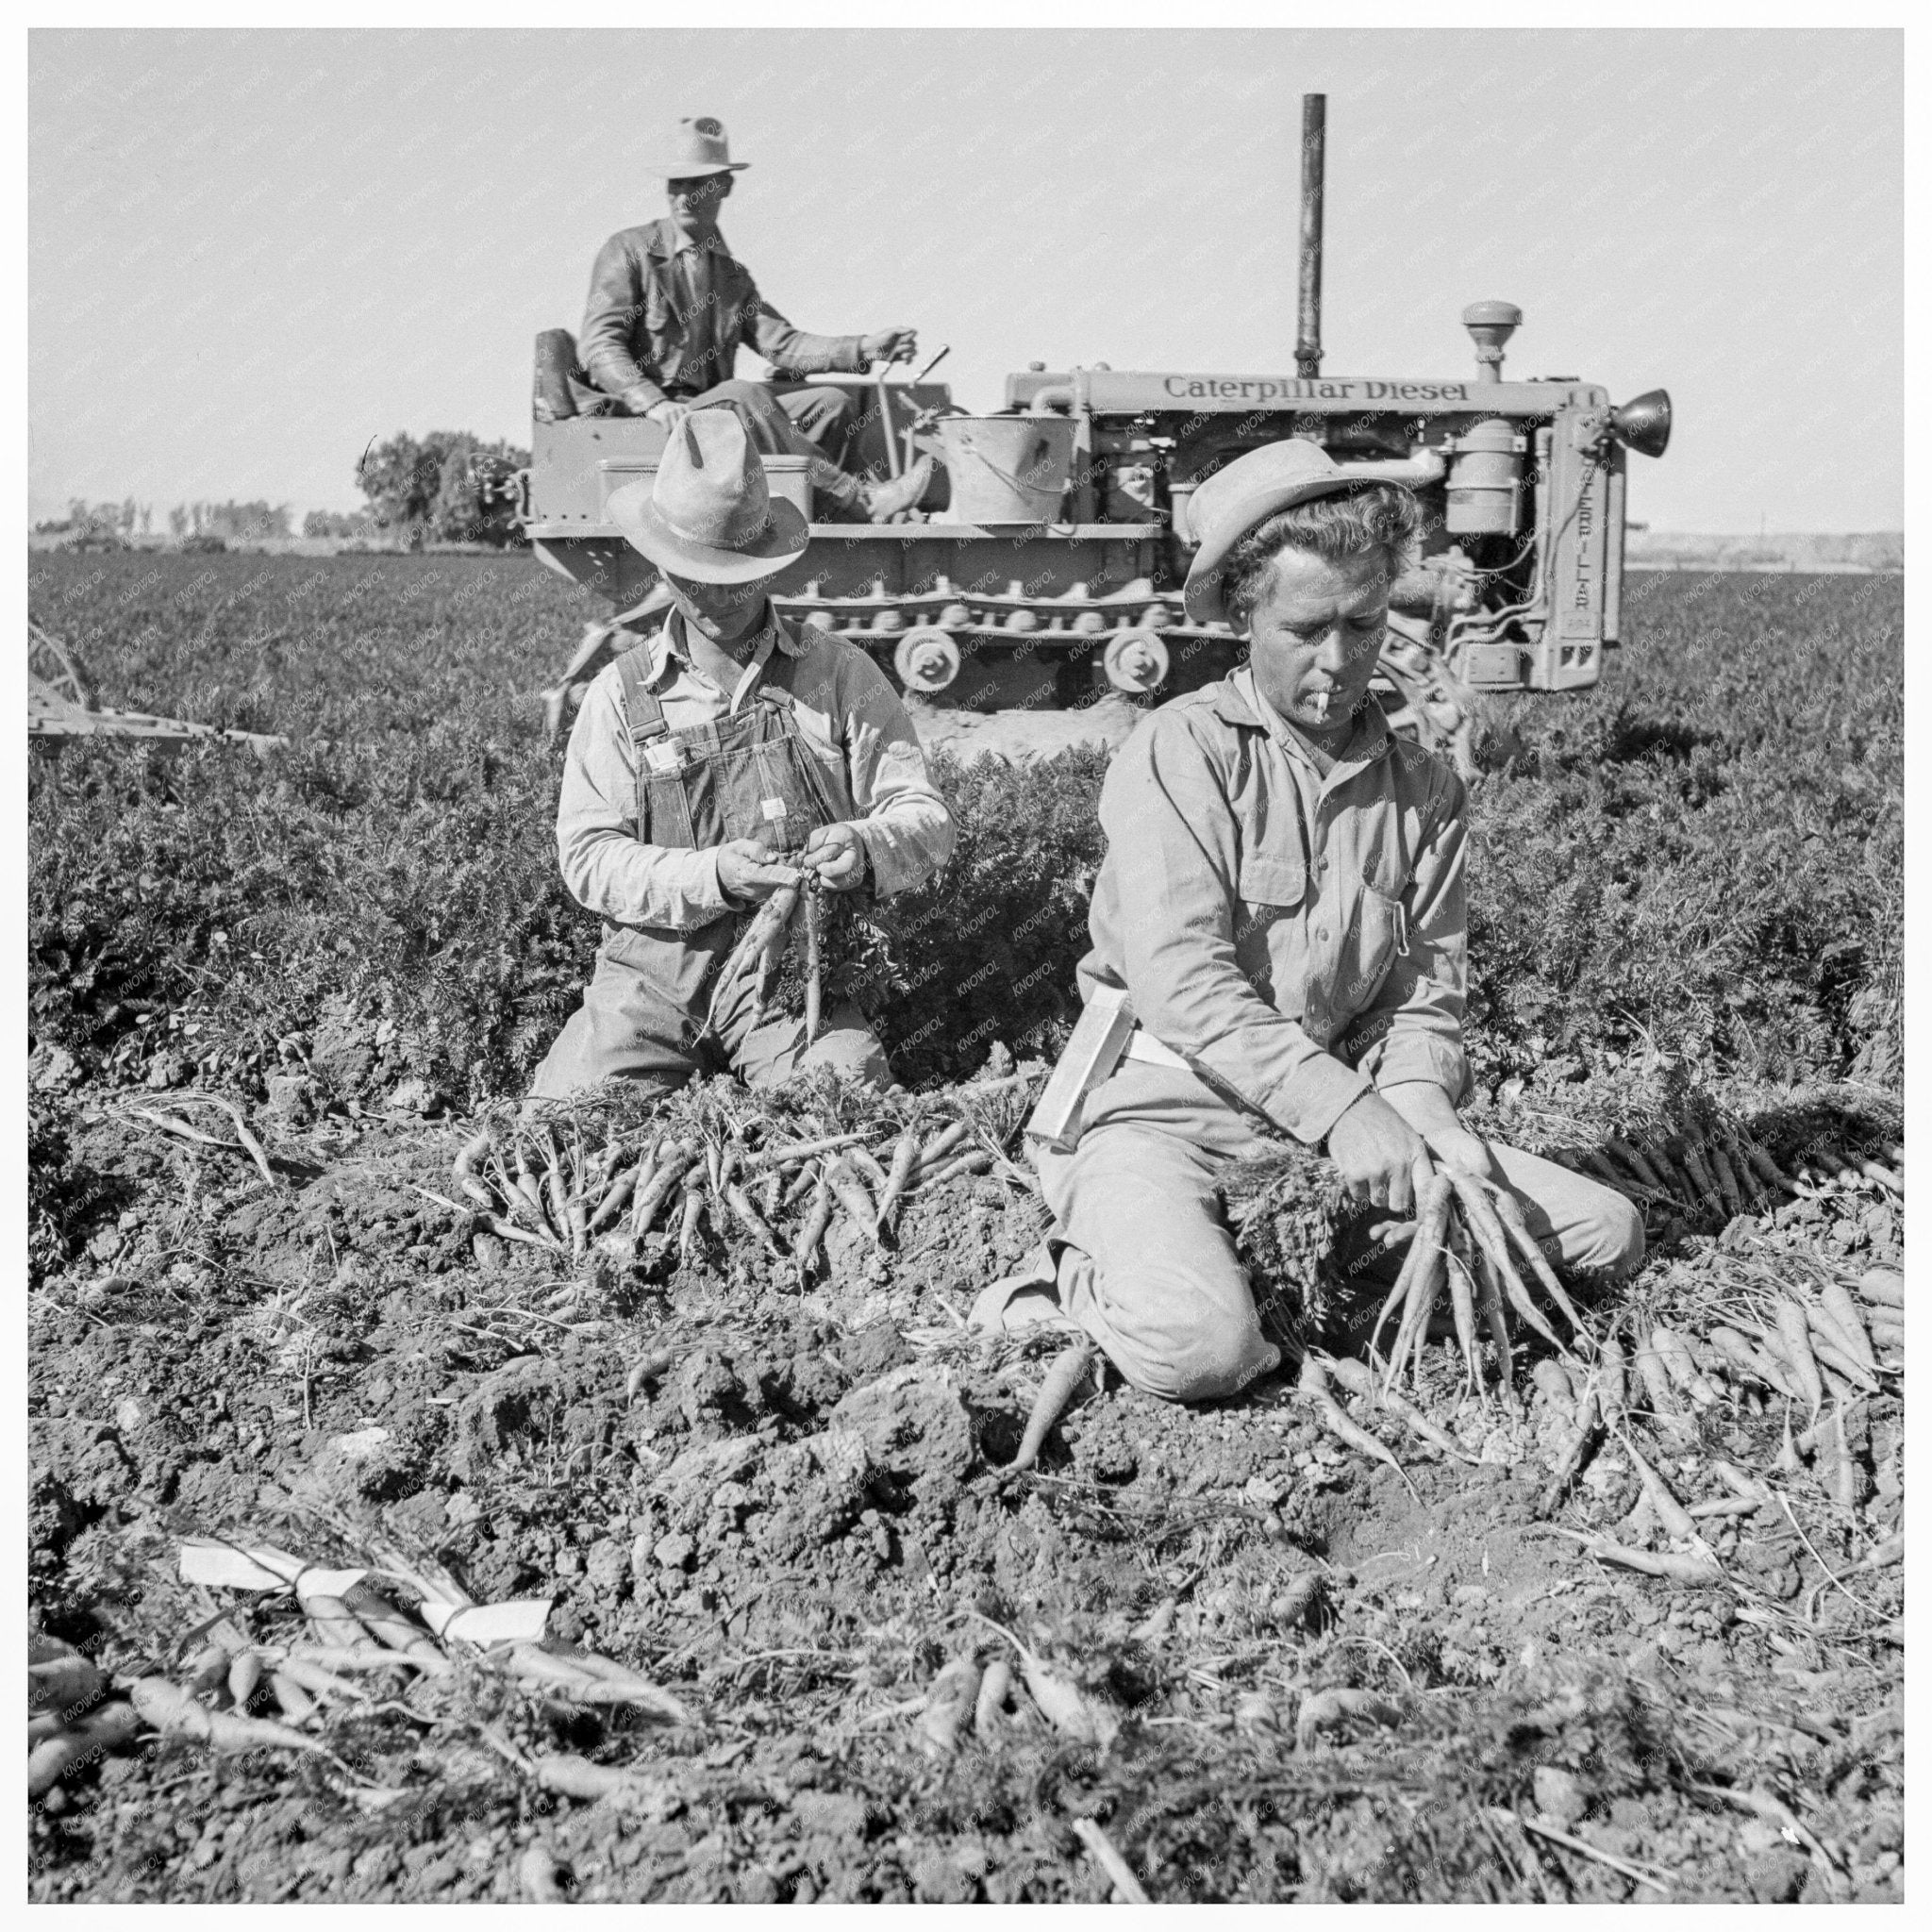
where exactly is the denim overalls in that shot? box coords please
[530,637,891,1099]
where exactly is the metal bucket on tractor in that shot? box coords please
[520,95,1669,773]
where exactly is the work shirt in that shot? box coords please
[578,219,868,408]
[1079,665,1470,1147]
[556,608,954,932]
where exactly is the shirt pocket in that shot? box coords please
[1336,878,1409,1020]
[1234,852,1307,995]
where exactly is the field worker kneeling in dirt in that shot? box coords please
[530,409,954,1101]
[975,441,1643,1402]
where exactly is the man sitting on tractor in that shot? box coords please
[530,409,954,1103]
[575,115,935,527]
[973,441,1643,1400]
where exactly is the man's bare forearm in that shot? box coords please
[1378,1079,1466,1149]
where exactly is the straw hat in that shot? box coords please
[608,410,808,584]
[660,115,748,179]
[1182,440,1376,625]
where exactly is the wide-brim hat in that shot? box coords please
[609,409,808,584]
[1182,440,1380,625]
[662,114,749,179]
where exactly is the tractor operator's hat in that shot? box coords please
[661,115,748,179]
[608,409,808,584]
[1182,440,1379,625]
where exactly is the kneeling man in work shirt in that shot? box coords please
[531,409,953,1101]
[975,441,1642,1401]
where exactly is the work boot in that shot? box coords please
[861,455,935,525]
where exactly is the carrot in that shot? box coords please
[226,1651,264,1711]
[1816,1282,1878,1376]
[917,1656,983,1759]
[1855,1267,1903,1309]
[1471,1238,1518,1405]
[1299,1357,1419,1500]
[539,1130,571,1236]
[741,1132,863,1174]
[1530,1358,1575,1410]
[1318,1355,1478,1464]
[923,1149,994,1187]
[27,1701,143,1797]
[1632,1328,1684,1423]
[127,1676,323,1756]
[801,884,823,1046]
[1770,1300,1826,1420]
[271,1655,372,1705]
[913,1119,971,1177]
[1650,1324,1721,1407]
[1443,1233,1483,1395]
[724,1181,787,1260]
[1371,1174,1450,1360]
[845,1143,891,1194]
[824,1158,882,1247]
[451,1127,497,1209]
[1709,1458,1773,1504]
[874,1128,921,1241]
[1552,1530,1725,1588]
[1705,1138,1747,1220]
[1623,1440,1699,1543]
[1706,1324,1799,1400]
[1595,1335,1629,1424]
[1448,1174,1572,1358]
[588,1153,644,1234]
[1009,1341,1094,1472]
[1736,1132,1794,1195]
[974,1658,1013,1740]
[676,1175,707,1259]
[1604,1136,1666,1192]
[630,1147,696,1238]
[1536,1386,1601,1518]
[1672,1138,1724,1217]
[29,1651,107,1718]
[704,879,802,1037]
[791,1174,835,1284]
[342,1579,450,1674]
[1808,1335,1879,1395]
[521,1846,570,1905]
[1822,1408,1857,1510]
[268,1671,318,1724]
[1487,1187,1594,1348]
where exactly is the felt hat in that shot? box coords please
[660,115,748,179]
[608,409,808,584]
[1181,440,1379,625]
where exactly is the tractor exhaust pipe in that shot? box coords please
[1295,92,1325,380]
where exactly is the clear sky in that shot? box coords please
[29,26,1902,533]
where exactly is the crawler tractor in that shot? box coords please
[520,95,1670,770]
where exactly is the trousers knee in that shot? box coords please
[703,381,781,431]
[1109,1308,1278,1405]
[1578,1195,1645,1279]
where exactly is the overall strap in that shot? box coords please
[613,640,678,834]
[613,641,670,746]
[748,644,849,830]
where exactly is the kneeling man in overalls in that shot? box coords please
[531,411,955,1101]
[977,441,1643,1399]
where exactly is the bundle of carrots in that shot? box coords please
[29,1536,691,1806]
[1546,1116,1900,1226]
[429,1073,1039,1290]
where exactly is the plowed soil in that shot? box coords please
[27,1085,1904,1904]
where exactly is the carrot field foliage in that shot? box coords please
[26,553,1901,1107]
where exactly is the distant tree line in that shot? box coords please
[354,431,528,548]
[35,430,528,550]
